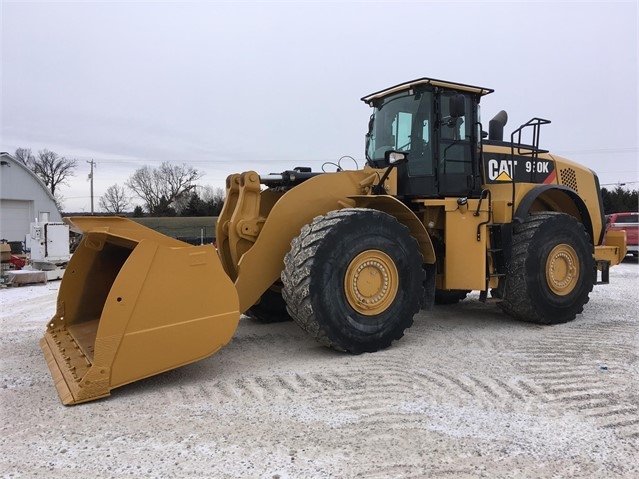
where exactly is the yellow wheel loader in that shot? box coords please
[41,77,627,405]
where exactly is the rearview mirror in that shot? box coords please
[449,94,465,118]
[384,150,408,166]
[373,150,408,194]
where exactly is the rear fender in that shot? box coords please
[514,185,595,243]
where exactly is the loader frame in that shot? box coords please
[39,76,627,406]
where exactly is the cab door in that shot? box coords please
[436,92,477,197]
[393,90,438,197]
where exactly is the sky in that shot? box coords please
[1,0,637,212]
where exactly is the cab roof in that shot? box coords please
[361,77,494,105]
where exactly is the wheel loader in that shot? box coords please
[40,77,628,405]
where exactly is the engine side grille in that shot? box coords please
[560,168,578,193]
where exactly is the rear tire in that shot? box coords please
[245,285,291,323]
[282,208,424,353]
[499,212,595,324]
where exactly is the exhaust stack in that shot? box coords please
[488,110,508,141]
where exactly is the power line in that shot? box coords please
[87,159,96,215]
[554,147,638,155]
[601,181,639,187]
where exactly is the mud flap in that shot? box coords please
[40,217,240,405]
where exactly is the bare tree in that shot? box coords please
[53,192,66,212]
[200,185,225,204]
[126,162,202,215]
[99,184,131,214]
[14,147,35,165]
[180,186,226,216]
[125,165,158,213]
[27,149,78,196]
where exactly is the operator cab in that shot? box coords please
[362,78,493,198]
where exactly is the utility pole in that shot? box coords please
[87,159,96,215]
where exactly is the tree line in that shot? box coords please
[14,148,224,216]
[601,186,638,215]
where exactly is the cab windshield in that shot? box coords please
[366,90,433,176]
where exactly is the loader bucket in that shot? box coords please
[40,217,240,405]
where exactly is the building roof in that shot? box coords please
[0,151,60,205]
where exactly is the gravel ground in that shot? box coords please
[1,258,638,478]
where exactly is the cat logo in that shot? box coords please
[485,155,555,184]
[495,171,512,181]
[487,158,517,182]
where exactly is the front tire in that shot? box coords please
[282,208,424,353]
[499,212,595,324]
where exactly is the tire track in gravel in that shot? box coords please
[382,329,546,409]
[404,369,541,407]
[355,464,486,479]
[180,370,364,404]
[512,319,639,440]
[175,355,546,426]
[348,465,429,479]
[228,331,306,348]
[163,329,546,415]
[148,303,638,440]
[0,291,57,322]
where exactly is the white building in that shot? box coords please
[0,152,62,245]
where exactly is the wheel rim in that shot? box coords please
[344,250,399,315]
[545,243,580,296]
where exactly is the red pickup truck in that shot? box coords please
[606,212,638,257]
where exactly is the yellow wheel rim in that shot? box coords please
[344,250,399,316]
[545,244,580,296]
